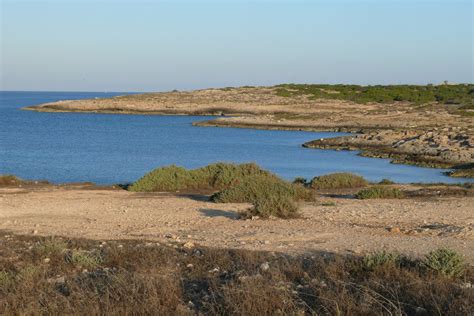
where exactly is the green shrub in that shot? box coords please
[211,175,314,204]
[356,186,404,199]
[321,201,336,206]
[33,238,68,256]
[378,178,395,185]
[0,271,14,290]
[66,250,103,270]
[129,163,270,192]
[293,177,308,185]
[0,175,24,186]
[422,248,465,277]
[363,251,400,270]
[242,195,299,219]
[131,163,314,219]
[275,83,474,107]
[310,173,368,190]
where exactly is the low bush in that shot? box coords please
[356,186,405,199]
[275,83,474,107]
[32,238,68,257]
[378,178,395,185]
[0,175,24,186]
[131,163,314,219]
[310,172,368,190]
[363,251,400,270]
[422,248,465,277]
[66,250,103,270]
[211,175,313,204]
[128,163,271,192]
[241,194,299,219]
[292,177,308,185]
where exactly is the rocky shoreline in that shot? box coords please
[24,86,473,177]
[303,128,473,169]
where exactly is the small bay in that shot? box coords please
[0,91,470,184]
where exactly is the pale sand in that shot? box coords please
[1,185,473,261]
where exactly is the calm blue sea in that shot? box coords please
[0,91,470,184]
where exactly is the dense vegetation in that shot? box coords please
[275,83,474,107]
[130,163,314,218]
[1,233,471,315]
[210,175,313,204]
[129,163,272,193]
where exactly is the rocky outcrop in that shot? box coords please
[304,128,473,169]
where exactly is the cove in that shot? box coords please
[0,91,471,185]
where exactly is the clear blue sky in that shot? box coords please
[1,0,472,92]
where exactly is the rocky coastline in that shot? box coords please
[24,86,473,177]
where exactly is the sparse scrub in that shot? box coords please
[363,251,400,270]
[66,250,103,270]
[422,248,465,277]
[356,186,405,199]
[0,233,471,315]
[0,271,14,291]
[310,172,368,190]
[33,238,68,256]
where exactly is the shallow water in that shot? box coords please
[0,91,470,184]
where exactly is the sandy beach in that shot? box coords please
[2,183,473,261]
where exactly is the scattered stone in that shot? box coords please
[183,242,195,249]
[260,262,270,271]
[47,276,65,284]
[414,306,428,315]
[389,227,401,233]
[43,258,50,263]
[186,263,194,269]
[32,230,38,234]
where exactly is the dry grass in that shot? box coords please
[0,232,472,315]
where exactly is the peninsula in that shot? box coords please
[25,84,474,175]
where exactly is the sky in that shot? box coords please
[1,0,472,92]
